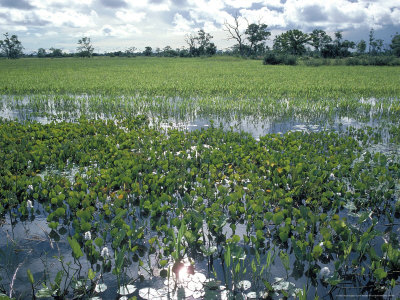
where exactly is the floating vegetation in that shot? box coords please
[0,57,400,299]
[0,115,399,298]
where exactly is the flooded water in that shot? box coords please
[1,94,400,299]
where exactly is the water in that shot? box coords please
[1,94,400,299]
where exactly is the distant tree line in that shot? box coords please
[1,25,400,62]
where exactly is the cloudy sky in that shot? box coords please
[0,0,399,53]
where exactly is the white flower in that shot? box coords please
[28,185,33,191]
[27,200,33,209]
[116,144,120,149]
[84,231,91,240]
[329,173,335,180]
[319,267,331,277]
[101,247,109,258]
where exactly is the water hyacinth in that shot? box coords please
[26,200,33,209]
[84,231,91,240]
[319,267,331,278]
[101,247,109,258]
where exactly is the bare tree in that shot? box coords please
[184,33,197,56]
[125,46,136,57]
[223,14,245,56]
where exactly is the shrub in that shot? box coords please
[304,59,324,67]
[263,53,297,65]
[284,55,297,65]
[345,57,361,66]
[263,52,283,65]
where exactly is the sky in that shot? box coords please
[0,0,399,53]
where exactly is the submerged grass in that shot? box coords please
[0,57,400,99]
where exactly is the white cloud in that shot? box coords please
[30,0,94,9]
[203,21,219,32]
[223,0,261,8]
[34,8,97,28]
[240,7,286,28]
[83,24,141,37]
[1,0,398,52]
[187,0,230,25]
[172,13,194,33]
[9,25,28,31]
[0,8,29,23]
[282,0,399,31]
[115,9,146,23]
[125,0,150,8]
[261,0,284,9]
[148,0,171,11]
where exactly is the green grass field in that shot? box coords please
[1,56,399,98]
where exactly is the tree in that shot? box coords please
[338,40,355,57]
[49,47,63,57]
[356,40,366,54]
[371,39,384,54]
[205,43,217,55]
[0,33,23,59]
[309,29,332,54]
[196,29,213,55]
[273,29,310,55]
[77,37,94,58]
[184,29,216,56]
[223,14,245,56]
[184,33,197,56]
[37,48,47,58]
[245,23,271,55]
[163,46,178,57]
[390,34,400,57]
[125,47,136,57]
[143,46,152,56]
[369,28,375,54]
[321,34,355,58]
[334,31,343,46]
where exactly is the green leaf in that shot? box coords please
[373,268,387,280]
[88,268,96,280]
[224,245,231,268]
[0,293,12,300]
[279,251,290,271]
[273,212,284,225]
[54,270,63,288]
[94,237,103,248]
[312,245,323,260]
[27,269,34,285]
[232,234,240,243]
[68,236,83,259]
[36,286,53,298]
[160,260,168,267]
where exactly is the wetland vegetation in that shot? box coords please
[0,57,400,299]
